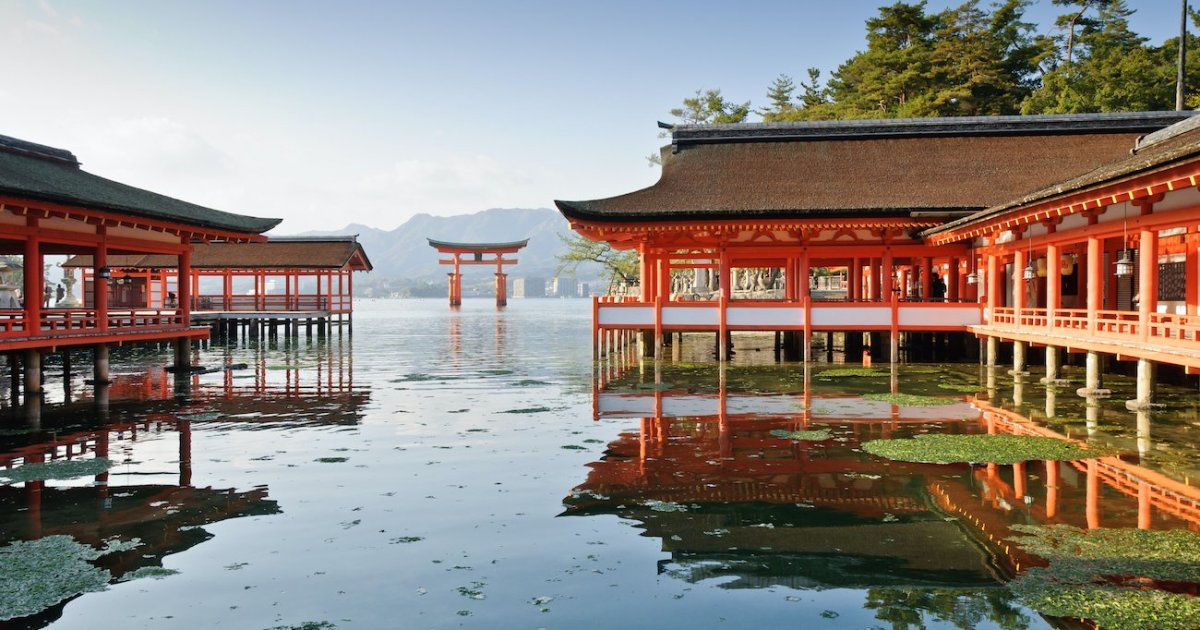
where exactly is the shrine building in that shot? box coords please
[0,133,279,400]
[557,111,1200,405]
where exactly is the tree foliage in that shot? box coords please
[555,233,639,292]
[658,0,1193,126]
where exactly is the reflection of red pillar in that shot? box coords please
[1138,480,1152,529]
[27,453,44,539]
[179,420,192,487]
[1086,459,1100,529]
[1012,461,1026,500]
[96,430,110,500]
[1045,460,1059,519]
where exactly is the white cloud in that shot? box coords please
[355,152,549,218]
[76,117,236,181]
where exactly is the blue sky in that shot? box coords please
[0,1,1186,232]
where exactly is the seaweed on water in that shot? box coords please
[0,535,140,621]
[1008,525,1200,630]
[118,567,179,581]
[936,382,982,393]
[500,406,553,414]
[314,457,349,464]
[768,428,832,442]
[816,368,888,378]
[862,434,1107,464]
[0,458,115,484]
[863,393,956,407]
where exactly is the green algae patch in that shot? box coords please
[862,434,1105,464]
[500,406,552,414]
[314,457,349,464]
[1009,525,1200,630]
[863,393,956,407]
[817,368,888,378]
[0,458,115,484]
[936,382,982,393]
[0,535,140,621]
[119,566,179,581]
[266,623,337,630]
[769,428,832,442]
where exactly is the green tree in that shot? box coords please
[669,88,751,124]
[555,233,639,294]
[759,74,798,121]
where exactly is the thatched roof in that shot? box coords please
[927,114,1200,239]
[556,112,1195,223]
[0,133,280,235]
[65,237,372,271]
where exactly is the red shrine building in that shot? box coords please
[0,133,279,397]
[558,111,1200,405]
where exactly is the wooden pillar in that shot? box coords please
[986,253,999,315]
[93,344,110,383]
[23,224,41,334]
[718,248,730,361]
[1086,236,1101,330]
[1012,247,1026,315]
[1046,243,1060,330]
[921,258,932,301]
[881,251,893,301]
[947,257,959,302]
[1139,227,1158,341]
[223,269,233,310]
[849,258,860,301]
[495,272,507,307]
[178,247,192,324]
[1187,233,1199,316]
[95,237,109,331]
[23,349,41,396]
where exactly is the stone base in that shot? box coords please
[1039,377,1071,386]
[1075,387,1112,398]
[1007,370,1030,377]
[1124,400,1165,412]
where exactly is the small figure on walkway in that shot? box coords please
[55,283,64,305]
[931,275,946,301]
[42,283,53,308]
[166,292,178,308]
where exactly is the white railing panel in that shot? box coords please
[899,306,982,327]
[662,306,720,326]
[726,307,804,327]
[597,306,654,326]
[810,306,891,327]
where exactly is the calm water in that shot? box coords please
[2,298,1199,629]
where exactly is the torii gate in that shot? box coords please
[427,238,529,307]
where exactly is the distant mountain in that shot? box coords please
[283,207,603,286]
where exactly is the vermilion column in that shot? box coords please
[178,248,192,324]
[849,258,860,301]
[920,258,932,300]
[95,240,108,331]
[1046,244,1060,329]
[881,251,893,300]
[948,258,960,302]
[1086,236,1102,329]
[1187,233,1199,316]
[1139,227,1159,333]
[23,229,41,332]
[1012,248,1026,316]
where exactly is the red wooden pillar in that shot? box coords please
[921,257,932,301]
[178,247,192,324]
[797,250,810,302]
[23,223,41,332]
[948,257,960,302]
[986,253,998,315]
[849,258,860,301]
[1139,227,1158,340]
[1087,236,1102,330]
[95,236,109,331]
[1187,231,1199,316]
[1046,243,1060,329]
[1012,248,1026,318]
[881,251,893,300]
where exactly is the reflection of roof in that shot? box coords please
[64,238,372,271]
[556,112,1193,223]
[0,134,280,235]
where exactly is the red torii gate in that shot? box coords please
[427,238,528,307]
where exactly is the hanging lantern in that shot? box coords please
[1023,262,1036,281]
[1060,254,1075,276]
[966,271,978,285]
[1115,250,1134,277]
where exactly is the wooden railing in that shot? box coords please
[0,309,185,338]
[986,305,1200,355]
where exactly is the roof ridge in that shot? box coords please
[0,134,79,166]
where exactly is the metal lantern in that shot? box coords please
[1115,250,1134,277]
[1023,262,1035,281]
[966,271,978,285]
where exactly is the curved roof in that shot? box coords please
[927,114,1200,239]
[65,238,372,271]
[0,134,281,235]
[557,112,1195,224]
[426,238,529,251]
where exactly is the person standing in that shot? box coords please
[42,283,53,308]
[55,283,65,305]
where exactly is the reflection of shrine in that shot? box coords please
[570,371,1200,595]
[0,419,280,627]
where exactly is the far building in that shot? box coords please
[515,276,546,298]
